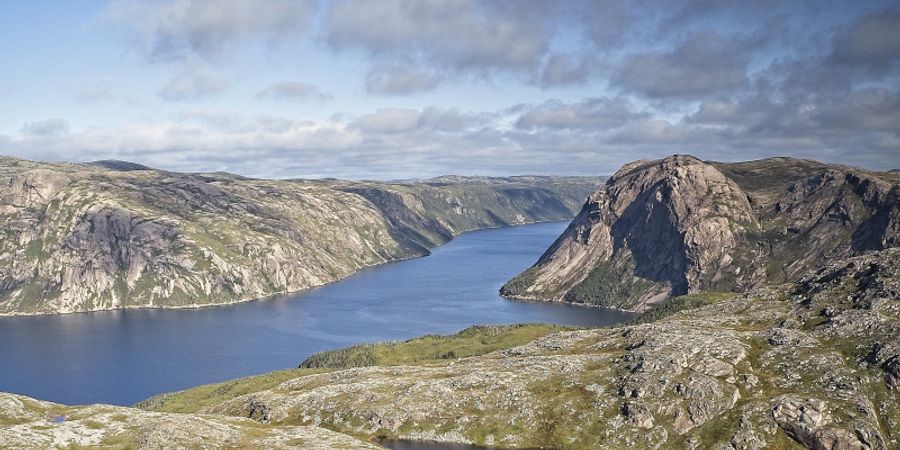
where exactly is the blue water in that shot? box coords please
[0,221,632,406]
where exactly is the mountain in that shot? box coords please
[0,156,600,316]
[87,160,155,171]
[132,249,900,449]
[501,155,900,311]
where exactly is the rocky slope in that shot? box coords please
[0,156,600,316]
[501,155,900,311]
[0,392,380,449]
[131,248,900,449]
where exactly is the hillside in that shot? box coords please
[128,248,900,449]
[0,392,380,449]
[0,156,600,316]
[501,155,899,311]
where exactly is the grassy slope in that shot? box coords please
[138,324,573,413]
[631,291,737,324]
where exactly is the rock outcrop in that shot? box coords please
[0,392,380,449]
[139,248,900,449]
[502,155,900,311]
[0,156,600,316]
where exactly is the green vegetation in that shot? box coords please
[498,266,539,297]
[139,324,572,414]
[135,368,329,413]
[299,323,573,369]
[632,291,737,324]
[564,261,653,308]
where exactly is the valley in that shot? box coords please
[0,156,600,316]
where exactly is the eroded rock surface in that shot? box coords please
[0,392,380,449]
[502,155,900,311]
[134,249,900,449]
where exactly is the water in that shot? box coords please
[0,221,633,406]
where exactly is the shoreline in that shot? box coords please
[499,292,643,314]
[0,219,572,319]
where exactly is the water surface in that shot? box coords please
[0,221,632,406]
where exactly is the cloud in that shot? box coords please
[5,89,897,182]
[813,87,900,132]
[537,53,595,88]
[515,98,645,130]
[174,108,243,130]
[105,0,318,61]
[419,108,487,132]
[830,6,900,71]
[72,78,139,105]
[7,1,898,177]
[613,31,750,99]
[255,81,333,101]
[74,84,118,104]
[325,0,552,72]
[159,69,229,101]
[685,100,745,125]
[613,119,695,144]
[20,119,70,137]
[365,64,441,95]
[353,108,423,133]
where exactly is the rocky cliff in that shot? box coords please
[0,156,600,316]
[502,155,900,311]
[134,248,900,449]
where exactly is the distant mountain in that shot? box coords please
[87,159,154,171]
[0,155,601,316]
[502,155,900,311]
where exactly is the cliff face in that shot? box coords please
[138,249,900,450]
[0,156,599,316]
[502,155,900,311]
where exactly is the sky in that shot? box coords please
[0,0,898,179]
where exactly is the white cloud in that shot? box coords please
[325,0,552,71]
[4,1,898,177]
[105,0,318,61]
[365,64,441,95]
[353,108,423,133]
[255,81,333,102]
[20,119,70,137]
[4,95,899,181]
[516,98,645,130]
[537,53,594,87]
[159,68,229,101]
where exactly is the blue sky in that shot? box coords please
[1,0,898,179]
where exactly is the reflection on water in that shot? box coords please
[0,221,633,405]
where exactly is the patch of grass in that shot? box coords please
[134,368,330,413]
[24,239,44,262]
[299,324,573,369]
[82,419,105,430]
[632,291,737,324]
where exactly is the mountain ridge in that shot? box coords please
[502,155,900,311]
[0,156,601,316]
